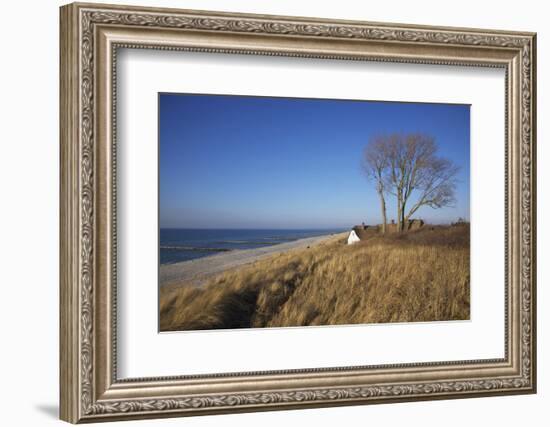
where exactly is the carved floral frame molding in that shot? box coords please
[60,2,536,423]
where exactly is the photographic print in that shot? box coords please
[158,94,471,332]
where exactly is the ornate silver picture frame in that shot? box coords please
[60,2,536,423]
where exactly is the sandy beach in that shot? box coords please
[160,232,347,288]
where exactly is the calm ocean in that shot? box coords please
[159,228,344,265]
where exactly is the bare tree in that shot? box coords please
[362,137,389,233]
[363,133,459,232]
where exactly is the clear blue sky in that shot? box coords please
[159,93,470,229]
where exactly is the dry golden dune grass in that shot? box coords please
[159,225,470,332]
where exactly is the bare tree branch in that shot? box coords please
[362,133,459,232]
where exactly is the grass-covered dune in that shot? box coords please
[159,225,470,332]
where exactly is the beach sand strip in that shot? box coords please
[160,232,347,288]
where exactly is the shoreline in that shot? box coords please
[160,232,347,288]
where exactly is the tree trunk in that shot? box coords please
[377,189,387,234]
[399,206,406,232]
[397,192,407,233]
[396,196,402,233]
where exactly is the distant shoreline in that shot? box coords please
[159,228,345,265]
[160,232,347,288]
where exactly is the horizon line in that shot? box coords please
[159,222,469,230]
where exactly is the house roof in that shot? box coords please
[351,225,372,240]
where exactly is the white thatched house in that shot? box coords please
[348,219,425,244]
[347,224,370,245]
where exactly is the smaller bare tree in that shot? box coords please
[362,137,389,233]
